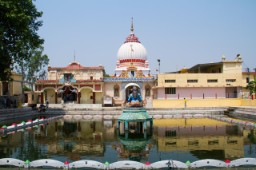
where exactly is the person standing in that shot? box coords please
[184,98,187,108]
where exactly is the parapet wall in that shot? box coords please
[152,98,242,108]
[241,99,256,106]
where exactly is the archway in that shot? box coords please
[125,83,141,102]
[58,86,77,103]
[80,87,93,104]
[42,87,56,104]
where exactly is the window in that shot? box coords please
[226,79,236,82]
[246,77,250,83]
[207,79,218,83]
[64,73,72,83]
[187,79,198,83]
[90,76,93,80]
[114,85,119,97]
[165,88,176,94]
[165,79,176,83]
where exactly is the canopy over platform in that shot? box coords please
[118,108,152,122]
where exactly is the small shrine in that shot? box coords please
[116,86,153,140]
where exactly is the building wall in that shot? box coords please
[11,73,22,96]
[158,73,243,88]
[222,62,242,74]
[80,88,93,104]
[241,99,256,106]
[104,82,123,100]
[157,87,226,99]
[0,73,22,96]
[152,98,241,108]
[45,89,55,104]
[48,69,103,81]
[95,92,103,104]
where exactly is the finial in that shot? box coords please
[73,50,76,61]
[130,17,134,34]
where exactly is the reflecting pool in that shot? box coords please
[0,118,256,164]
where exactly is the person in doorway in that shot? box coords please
[127,86,143,107]
[184,98,187,108]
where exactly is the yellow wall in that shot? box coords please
[158,73,243,88]
[80,88,93,104]
[241,99,256,106]
[153,98,256,108]
[45,89,55,104]
[153,98,242,108]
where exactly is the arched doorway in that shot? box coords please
[58,86,77,103]
[124,83,141,102]
[80,87,93,104]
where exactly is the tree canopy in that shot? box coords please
[247,77,256,95]
[0,0,44,81]
[15,46,49,90]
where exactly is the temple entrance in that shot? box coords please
[125,83,140,102]
[58,86,77,103]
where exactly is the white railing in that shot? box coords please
[0,158,256,169]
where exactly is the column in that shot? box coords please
[116,121,120,129]
[125,121,129,131]
[143,121,147,131]
[93,92,96,104]
[41,92,44,104]
[78,92,81,104]
[55,92,57,104]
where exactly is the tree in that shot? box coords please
[247,77,256,95]
[0,0,44,81]
[15,46,49,91]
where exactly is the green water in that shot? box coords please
[0,118,256,166]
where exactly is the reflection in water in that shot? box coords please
[0,118,256,163]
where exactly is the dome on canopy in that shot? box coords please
[117,19,147,61]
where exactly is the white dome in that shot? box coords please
[117,42,147,61]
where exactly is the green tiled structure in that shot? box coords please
[117,107,153,139]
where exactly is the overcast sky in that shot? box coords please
[35,0,256,75]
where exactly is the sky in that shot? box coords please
[34,0,256,75]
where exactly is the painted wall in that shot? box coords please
[241,99,256,106]
[104,82,122,100]
[45,89,55,104]
[48,68,103,81]
[80,88,93,104]
[158,72,243,88]
[152,98,241,108]
[95,92,103,104]
[157,87,226,99]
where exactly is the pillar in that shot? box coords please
[144,130,147,139]
[125,121,129,131]
[41,92,44,104]
[150,120,153,129]
[116,121,120,129]
[93,92,96,104]
[78,92,81,104]
[55,92,57,104]
[125,131,128,139]
[143,121,147,131]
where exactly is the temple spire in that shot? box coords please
[73,50,76,61]
[130,17,134,34]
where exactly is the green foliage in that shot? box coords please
[0,0,44,81]
[23,85,31,91]
[15,46,49,90]
[246,77,256,95]
[103,69,110,77]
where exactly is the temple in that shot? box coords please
[35,61,104,104]
[104,18,155,107]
